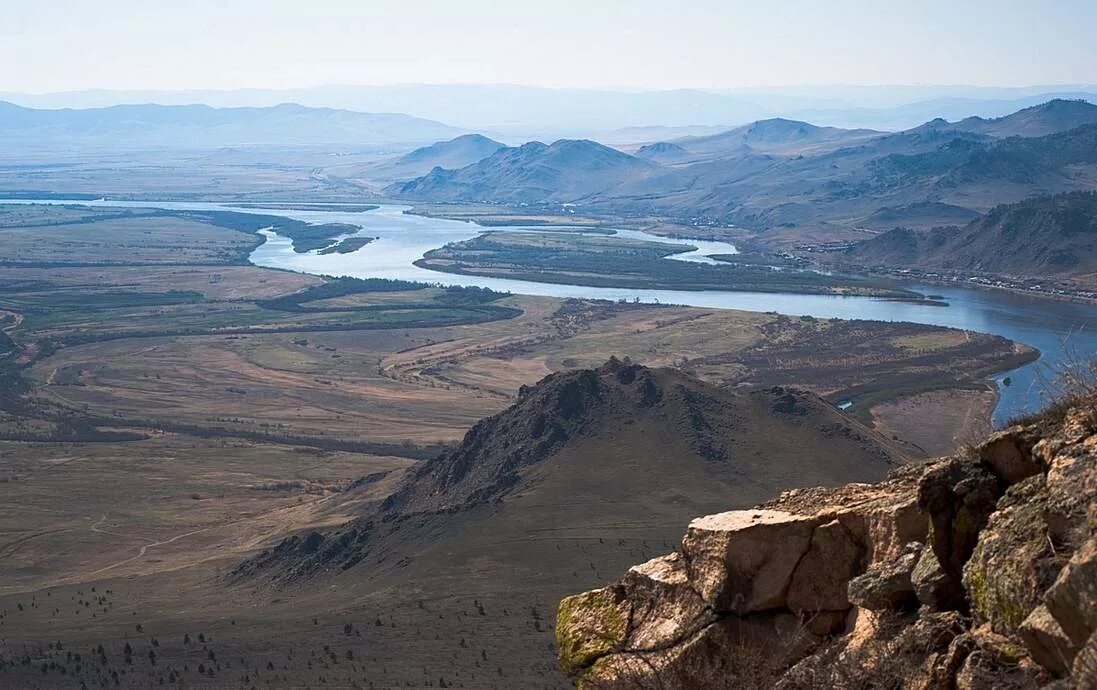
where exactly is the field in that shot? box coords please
[415,229,923,297]
[0,205,1035,688]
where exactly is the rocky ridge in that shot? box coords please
[235,360,905,584]
[556,399,1097,688]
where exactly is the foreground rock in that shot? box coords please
[557,399,1097,688]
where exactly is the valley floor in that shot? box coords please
[0,205,1035,687]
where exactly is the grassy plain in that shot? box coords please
[0,204,1035,688]
[416,229,922,297]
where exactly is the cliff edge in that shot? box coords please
[556,398,1097,689]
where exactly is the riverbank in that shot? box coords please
[4,198,1095,424]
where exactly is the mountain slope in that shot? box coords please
[847,192,1097,280]
[387,139,658,203]
[237,360,908,583]
[635,141,692,163]
[354,133,506,182]
[947,98,1097,138]
[669,117,882,159]
[384,103,1097,232]
[0,101,464,148]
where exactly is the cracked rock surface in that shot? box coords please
[557,400,1097,689]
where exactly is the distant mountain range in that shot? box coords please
[0,101,466,149]
[658,118,882,161]
[914,97,1097,138]
[388,100,1097,233]
[3,84,1095,136]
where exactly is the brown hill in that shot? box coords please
[238,359,907,582]
[232,360,908,684]
[386,139,657,204]
[847,192,1097,282]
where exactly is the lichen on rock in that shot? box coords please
[557,396,1096,689]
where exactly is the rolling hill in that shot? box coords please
[387,139,658,204]
[386,101,1097,232]
[665,117,882,160]
[232,360,907,681]
[351,133,506,182]
[942,98,1097,138]
[0,100,465,149]
[845,192,1097,280]
[238,359,907,583]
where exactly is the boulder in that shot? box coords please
[846,541,921,611]
[583,612,817,690]
[556,585,630,675]
[978,426,1042,484]
[621,552,715,650]
[764,469,927,567]
[1044,537,1097,649]
[786,519,864,614]
[1041,432,1097,549]
[1069,632,1097,689]
[963,476,1053,634]
[918,458,1003,607]
[913,546,958,611]
[681,509,820,613]
[953,628,1044,689]
[1018,605,1076,676]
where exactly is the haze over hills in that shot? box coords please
[0,100,467,149]
[662,117,883,161]
[388,138,658,204]
[391,100,1097,235]
[3,84,1095,137]
[921,98,1097,138]
[342,133,507,183]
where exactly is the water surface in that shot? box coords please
[7,200,1096,425]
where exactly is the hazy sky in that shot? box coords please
[5,0,1096,93]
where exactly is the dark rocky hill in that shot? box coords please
[235,360,907,587]
[847,192,1097,280]
[387,139,657,204]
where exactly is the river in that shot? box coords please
[6,200,1097,426]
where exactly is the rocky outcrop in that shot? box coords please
[236,359,907,584]
[557,399,1097,688]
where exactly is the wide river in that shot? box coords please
[9,200,1097,426]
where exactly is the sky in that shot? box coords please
[4,0,1096,93]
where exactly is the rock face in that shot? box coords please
[556,399,1097,688]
